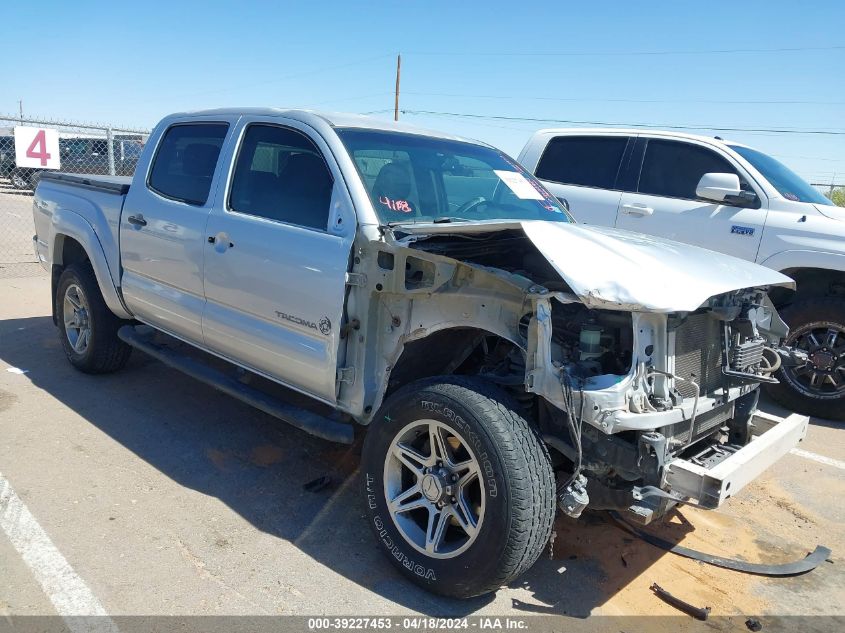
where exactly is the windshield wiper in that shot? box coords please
[433,216,471,223]
[385,216,471,228]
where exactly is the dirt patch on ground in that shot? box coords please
[547,467,842,621]
[551,504,803,617]
[0,388,18,413]
[205,447,232,472]
[248,444,286,467]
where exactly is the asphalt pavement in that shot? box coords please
[1,274,843,630]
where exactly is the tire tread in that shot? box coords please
[386,376,556,597]
[57,262,131,374]
[766,296,845,422]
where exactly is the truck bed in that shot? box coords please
[38,171,132,194]
[33,172,131,290]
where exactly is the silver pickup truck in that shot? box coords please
[33,108,808,598]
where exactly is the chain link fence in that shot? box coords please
[0,115,149,278]
[811,183,845,205]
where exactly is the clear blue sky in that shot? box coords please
[4,0,844,184]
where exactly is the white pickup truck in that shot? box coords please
[33,109,807,598]
[519,129,845,420]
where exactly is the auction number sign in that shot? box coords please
[14,126,61,170]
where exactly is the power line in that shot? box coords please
[404,91,845,106]
[405,45,845,57]
[774,154,845,163]
[400,109,845,136]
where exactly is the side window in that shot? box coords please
[535,136,629,189]
[148,123,229,206]
[638,139,739,200]
[229,124,334,230]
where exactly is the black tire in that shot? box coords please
[765,297,845,421]
[9,168,31,190]
[361,376,555,598]
[56,262,132,374]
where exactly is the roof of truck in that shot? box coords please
[167,108,485,145]
[530,127,749,149]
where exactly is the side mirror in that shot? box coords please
[696,172,742,203]
[556,196,570,212]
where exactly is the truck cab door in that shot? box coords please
[529,134,632,227]
[120,117,237,344]
[615,137,767,261]
[201,118,356,404]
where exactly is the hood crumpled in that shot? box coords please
[520,222,793,312]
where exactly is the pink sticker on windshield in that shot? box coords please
[379,196,413,213]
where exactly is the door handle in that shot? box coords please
[127,214,147,227]
[620,204,654,217]
[208,236,234,248]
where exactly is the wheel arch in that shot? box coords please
[387,326,524,394]
[768,265,845,308]
[369,326,526,425]
[50,221,132,323]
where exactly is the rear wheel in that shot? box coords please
[361,377,555,598]
[766,297,845,421]
[56,263,132,373]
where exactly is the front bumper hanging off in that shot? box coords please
[665,411,809,509]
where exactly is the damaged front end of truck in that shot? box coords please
[343,220,808,525]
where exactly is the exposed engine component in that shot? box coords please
[730,335,765,372]
[579,322,603,361]
[549,302,632,379]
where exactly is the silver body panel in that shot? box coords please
[119,113,241,343]
[33,108,804,517]
[200,115,356,401]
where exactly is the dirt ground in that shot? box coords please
[1,274,843,631]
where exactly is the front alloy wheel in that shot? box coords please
[362,377,555,598]
[385,419,485,559]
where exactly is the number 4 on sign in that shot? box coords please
[26,130,51,166]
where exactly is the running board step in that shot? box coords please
[117,325,354,444]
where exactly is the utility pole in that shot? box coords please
[394,54,401,121]
[831,172,837,198]
[18,100,23,123]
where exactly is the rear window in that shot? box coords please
[148,123,229,205]
[535,136,628,189]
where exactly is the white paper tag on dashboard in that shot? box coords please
[494,170,544,200]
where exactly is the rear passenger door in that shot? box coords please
[201,118,356,403]
[120,117,234,344]
[532,134,632,226]
[615,138,766,260]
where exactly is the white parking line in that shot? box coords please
[790,448,845,471]
[0,471,120,632]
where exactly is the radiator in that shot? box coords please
[673,313,724,398]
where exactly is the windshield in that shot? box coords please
[728,144,832,206]
[337,128,571,224]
